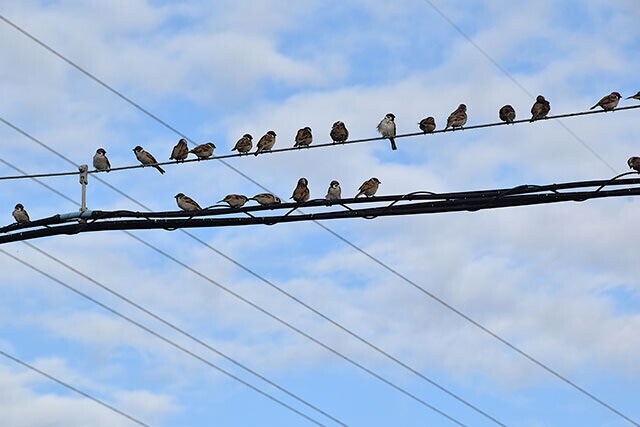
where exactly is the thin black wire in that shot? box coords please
[21,241,349,427]
[0,248,327,427]
[2,13,633,424]
[0,348,149,427]
[0,157,469,426]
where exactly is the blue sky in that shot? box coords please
[1,0,640,426]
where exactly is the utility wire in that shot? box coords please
[0,248,328,427]
[0,157,470,426]
[2,14,634,424]
[0,348,149,427]
[1,106,637,181]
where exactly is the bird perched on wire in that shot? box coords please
[325,180,341,201]
[251,193,282,205]
[291,178,310,203]
[93,148,111,171]
[590,92,622,111]
[444,104,467,130]
[133,146,165,174]
[219,194,249,208]
[232,134,253,155]
[175,193,202,211]
[355,177,381,198]
[330,121,349,143]
[377,113,397,150]
[530,95,551,122]
[12,203,30,224]
[628,157,640,172]
[418,117,436,133]
[627,91,640,101]
[294,127,313,148]
[499,105,516,123]
[254,131,277,156]
[170,138,189,162]
[189,142,216,160]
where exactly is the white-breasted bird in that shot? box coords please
[175,193,202,211]
[189,142,216,159]
[530,95,551,122]
[330,121,349,143]
[232,134,253,154]
[254,131,277,156]
[291,178,310,203]
[12,203,30,224]
[499,105,516,123]
[445,104,467,130]
[591,92,622,111]
[251,193,282,205]
[133,146,165,174]
[325,180,341,201]
[377,113,397,150]
[355,178,381,198]
[170,138,189,161]
[418,117,436,133]
[93,148,111,171]
[294,127,313,148]
[219,194,249,208]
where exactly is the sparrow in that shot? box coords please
[291,178,310,203]
[232,134,253,155]
[355,177,381,198]
[499,105,516,123]
[377,113,397,150]
[418,117,436,133]
[294,127,313,148]
[250,193,282,205]
[590,92,622,111]
[325,180,341,201]
[628,157,640,172]
[219,194,249,208]
[175,193,202,211]
[170,138,189,161]
[330,121,349,143]
[133,146,165,174]
[93,148,111,171]
[626,91,640,101]
[444,104,467,130]
[530,95,551,122]
[12,203,30,224]
[254,131,277,156]
[189,142,216,159]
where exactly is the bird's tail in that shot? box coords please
[155,165,166,174]
[254,149,260,156]
[389,137,397,150]
[627,96,635,99]
[590,104,598,110]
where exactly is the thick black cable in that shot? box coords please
[0,349,149,426]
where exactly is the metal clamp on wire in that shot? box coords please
[78,165,89,220]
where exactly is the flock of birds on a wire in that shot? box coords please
[9,91,640,225]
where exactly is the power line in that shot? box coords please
[0,106,637,181]
[0,157,470,426]
[2,14,634,424]
[0,247,329,427]
[0,348,149,427]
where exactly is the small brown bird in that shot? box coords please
[294,127,313,148]
[251,193,282,205]
[499,105,516,123]
[254,131,277,156]
[355,178,381,198]
[291,178,310,203]
[189,142,216,159]
[626,91,640,101]
[628,157,640,172]
[377,113,397,150]
[133,146,165,174]
[418,117,436,133]
[219,194,249,208]
[325,180,341,201]
[232,134,253,154]
[445,104,467,130]
[590,92,622,111]
[530,95,551,122]
[12,203,30,224]
[93,148,111,171]
[170,138,189,161]
[175,193,202,211]
[330,121,349,143]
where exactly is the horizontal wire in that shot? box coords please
[1,105,639,181]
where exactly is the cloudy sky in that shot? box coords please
[1,0,639,425]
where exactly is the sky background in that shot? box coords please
[1,0,639,426]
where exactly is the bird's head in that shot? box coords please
[133,146,143,152]
[174,193,185,199]
[386,113,395,120]
[96,148,106,155]
[536,95,546,102]
[332,121,344,128]
[207,142,216,149]
[243,133,253,140]
[330,180,340,188]
[267,130,277,137]
[14,203,24,210]
[371,177,381,184]
[298,177,308,186]
[612,92,622,99]
[458,104,467,111]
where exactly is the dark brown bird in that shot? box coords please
[530,95,551,122]
[219,194,249,208]
[418,117,436,133]
[444,104,467,130]
[251,193,281,205]
[12,203,30,224]
[291,178,310,203]
[294,127,313,148]
[133,146,165,174]
[170,138,189,161]
[355,178,381,198]
[189,142,216,159]
[330,121,349,143]
[590,92,622,111]
[628,157,640,172]
[499,105,516,123]
[254,131,277,156]
[175,193,202,211]
[232,134,253,154]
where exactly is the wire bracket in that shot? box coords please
[78,165,88,215]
